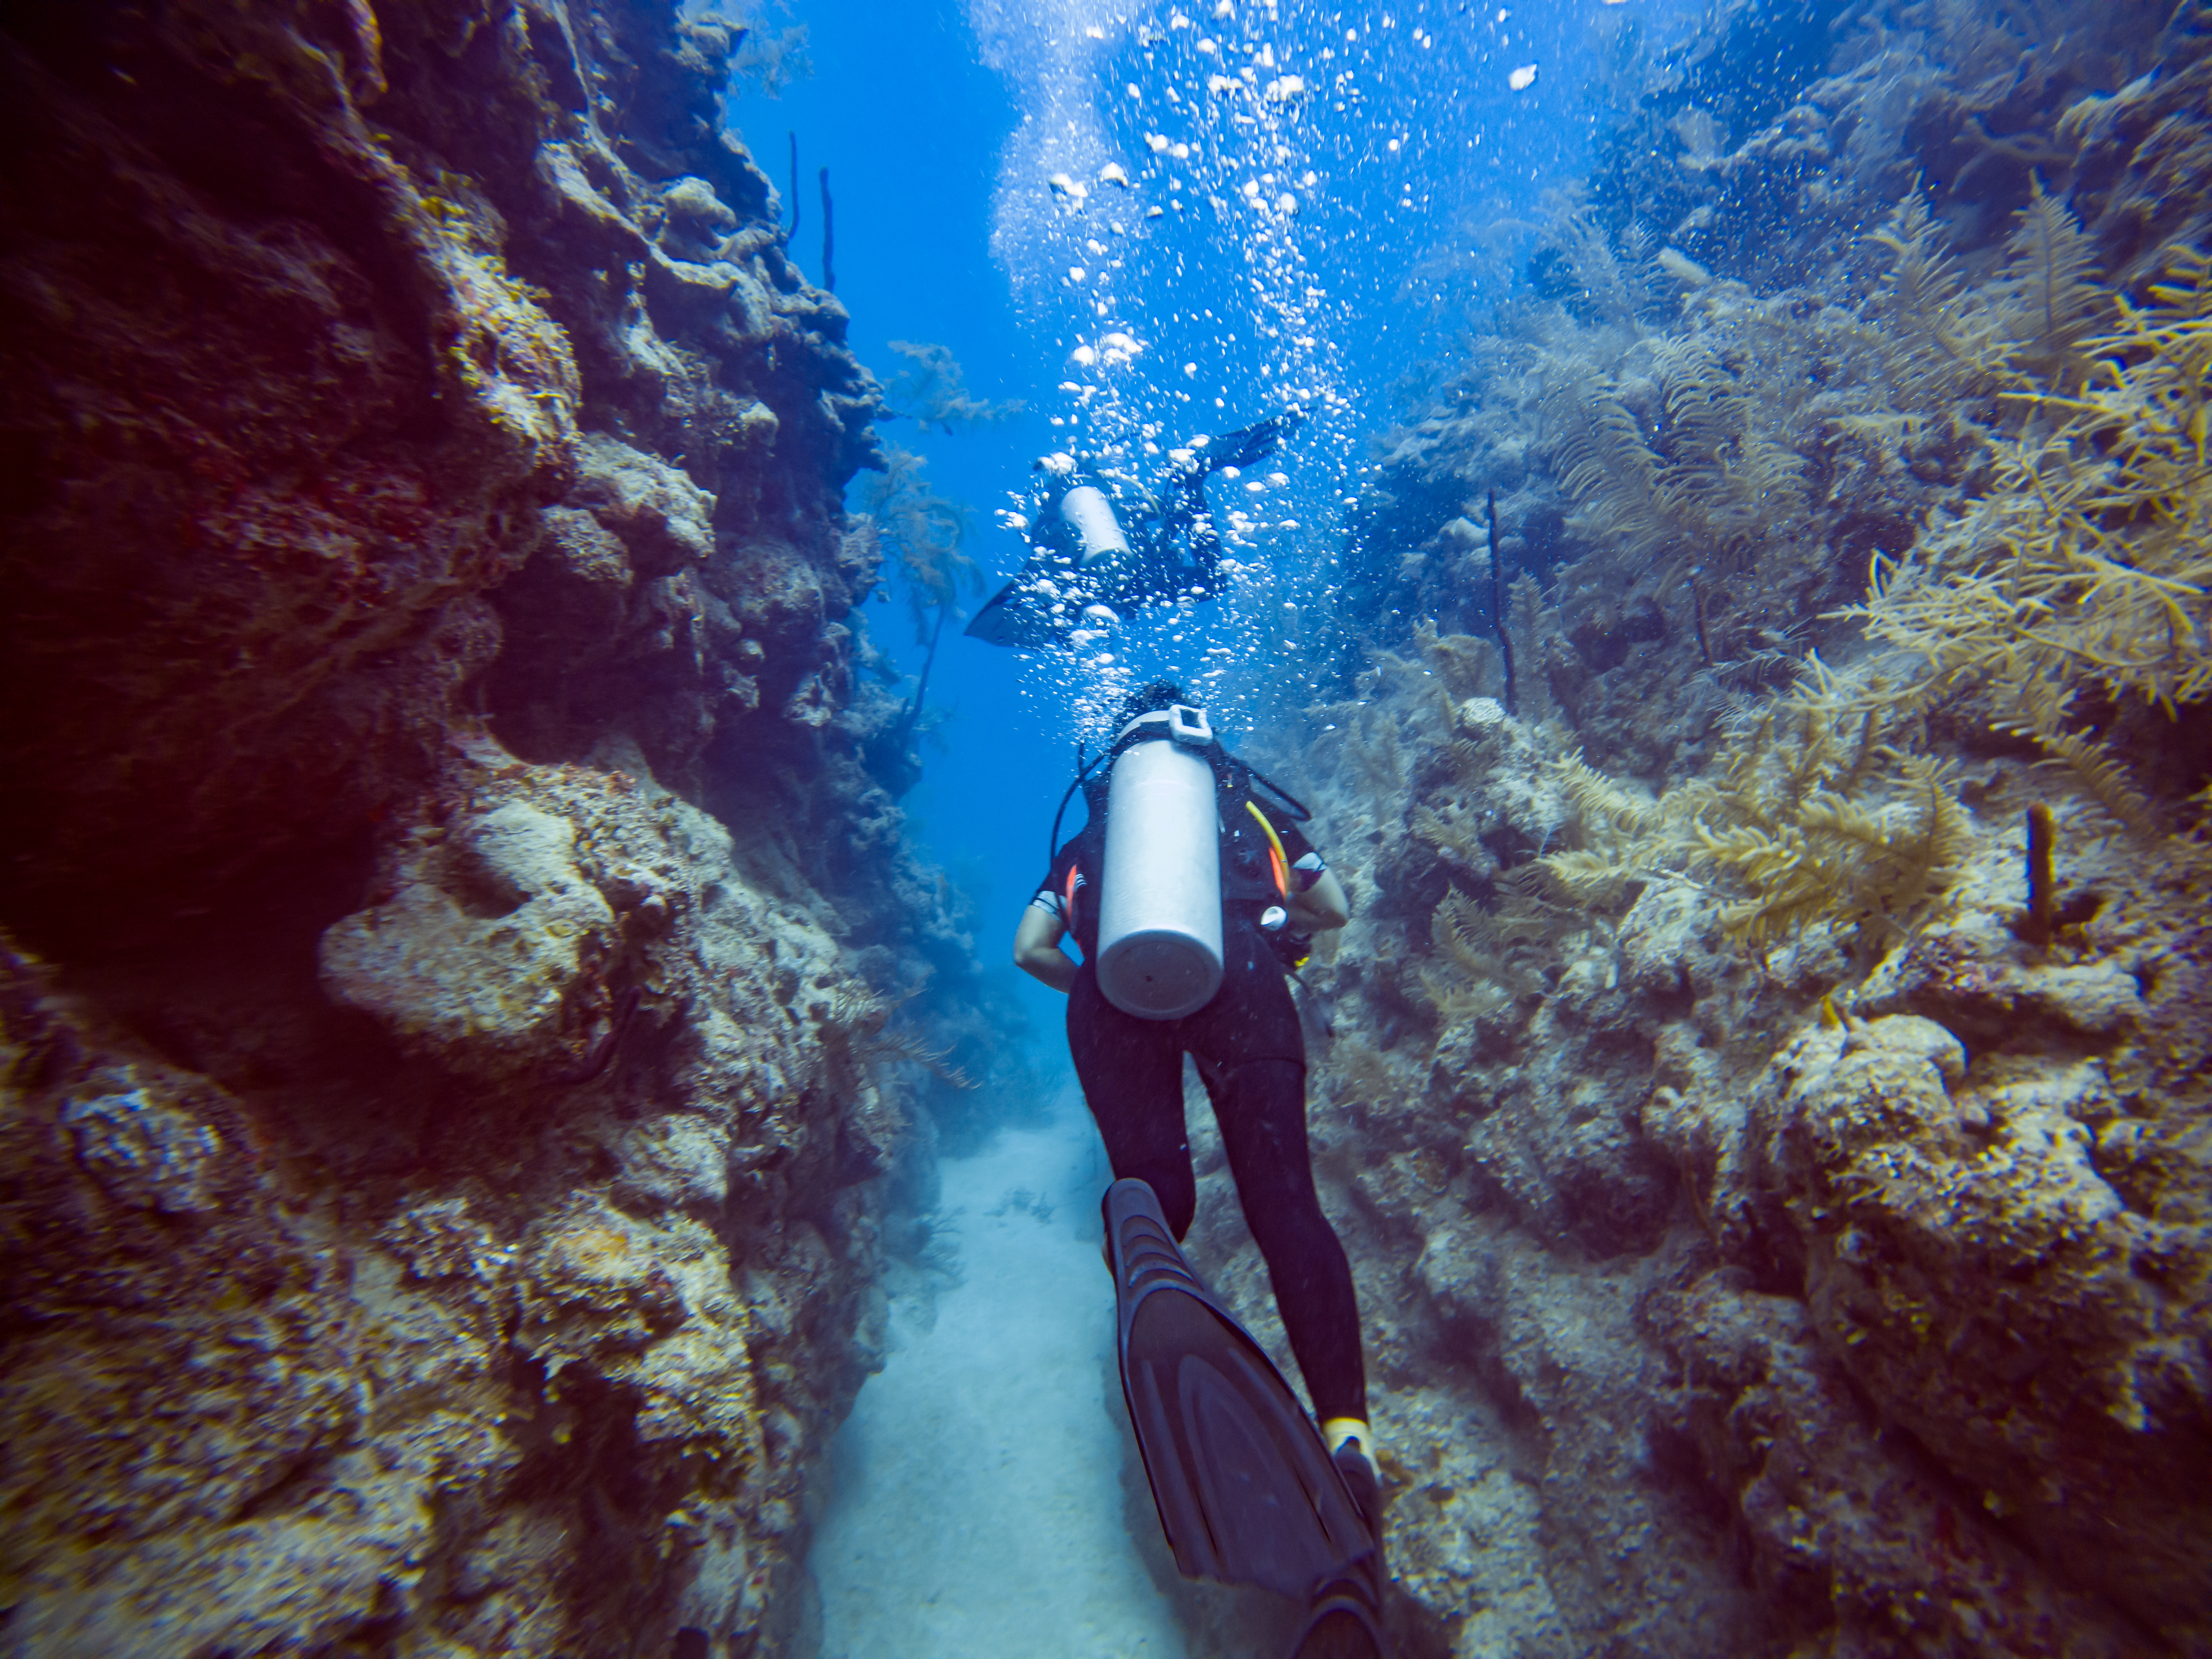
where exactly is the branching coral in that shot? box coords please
[1419,889,1522,1025]
[1866,189,2014,399]
[1691,747,1970,951]
[1414,878,1555,1026]
[1991,176,2107,387]
[1988,677,2162,840]
[1535,204,1664,332]
[855,445,983,637]
[1650,337,1812,538]
[818,985,977,1091]
[1535,283,1818,578]
[728,10,813,97]
[1541,369,1664,548]
[1344,719,1406,797]
[1538,343,1808,567]
[1537,183,2113,608]
[878,340,1025,434]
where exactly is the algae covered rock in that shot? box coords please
[56,1080,227,1217]
[0,0,988,1650]
[1651,1275,2146,1657]
[1747,1006,2212,1646]
[319,800,620,1081]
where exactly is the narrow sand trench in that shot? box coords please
[808,1091,1193,1659]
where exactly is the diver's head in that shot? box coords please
[1113,681,1191,732]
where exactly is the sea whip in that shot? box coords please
[1489,488,1517,715]
[892,600,950,758]
[786,131,800,238]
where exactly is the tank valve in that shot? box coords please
[1260,905,1288,932]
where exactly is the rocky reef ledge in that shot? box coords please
[0,4,980,1654]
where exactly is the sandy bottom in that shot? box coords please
[808,1093,1195,1659]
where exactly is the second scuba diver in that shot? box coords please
[1014,681,1389,1655]
[966,407,1306,649]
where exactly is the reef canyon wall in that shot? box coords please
[1189,3,2212,1657]
[0,4,986,1655]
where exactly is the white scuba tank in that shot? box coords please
[1094,705,1225,1019]
[1060,483,1132,568]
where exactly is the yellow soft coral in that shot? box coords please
[1539,684,1971,954]
[1848,246,2212,725]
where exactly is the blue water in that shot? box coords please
[723,4,1705,1649]
[727,0,1697,1024]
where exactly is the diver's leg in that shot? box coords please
[1155,407,1307,596]
[1185,938,1368,1421]
[1211,1056,1368,1425]
[1179,502,1222,597]
[1203,403,1308,472]
[1152,480,1222,600]
[1068,963,1198,1237]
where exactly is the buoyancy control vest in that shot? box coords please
[1052,704,1314,1020]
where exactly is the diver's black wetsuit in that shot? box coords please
[1137,460,1226,601]
[1033,819,1368,1427]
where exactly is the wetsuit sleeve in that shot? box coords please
[1029,845,1083,920]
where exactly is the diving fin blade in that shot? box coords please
[964,576,1059,648]
[1106,1178,1373,1599]
[1286,1595,1388,1659]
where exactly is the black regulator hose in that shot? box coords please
[1047,743,1112,868]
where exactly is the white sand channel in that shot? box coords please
[807,1088,1194,1659]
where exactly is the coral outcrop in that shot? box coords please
[0,3,1006,1655]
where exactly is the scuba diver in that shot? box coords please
[965,407,1307,650]
[1013,681,1390,1658]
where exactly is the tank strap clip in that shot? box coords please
[1113,703,1216,750]
[1165,703,1214,746]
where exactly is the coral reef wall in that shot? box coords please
[1189,3,2212,1656]
[0,4,990,1654]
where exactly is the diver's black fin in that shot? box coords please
[1285,1446,1390,1658]
[1106,1178,1376,1601]
[1286,1593,1388,1659]
[1165,406,1310,495]
[965,572,1060,649]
